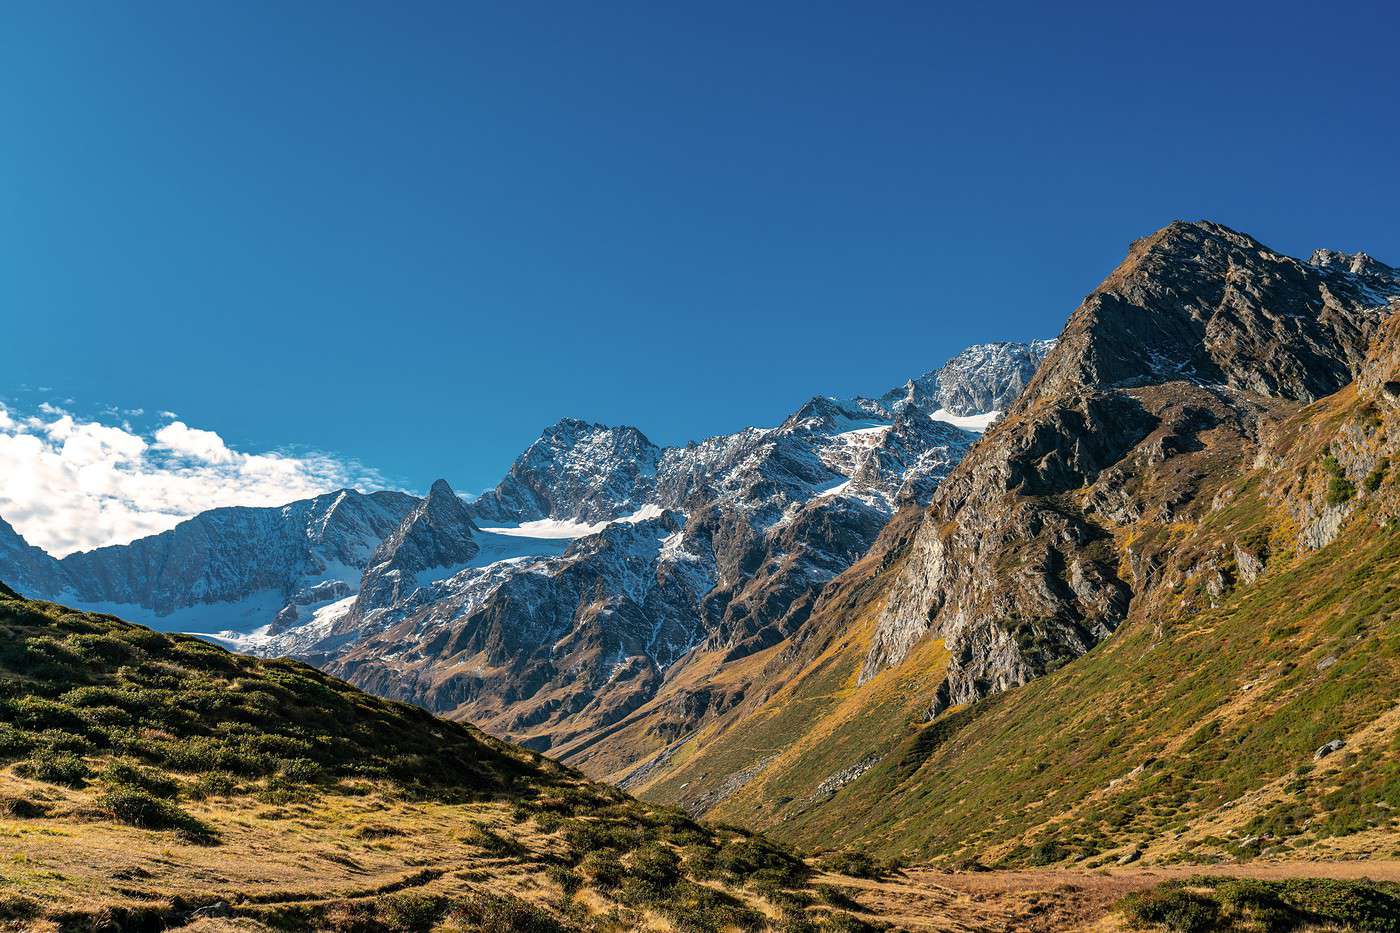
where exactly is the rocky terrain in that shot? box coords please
[626,222,1400,871]
[863,221,1400,712]
[279,349,1044,767]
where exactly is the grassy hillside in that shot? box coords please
[0,583,878,932]
[636,341,1400,872]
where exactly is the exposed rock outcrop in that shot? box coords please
[865,221,1400,715]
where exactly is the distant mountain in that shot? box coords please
[0,338,1048,777]
[0,489,417,634]
[881,339,1055,417]
[471,419,662,525]
[255,348,1049,766]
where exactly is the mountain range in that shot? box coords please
[0,340,1049,772]
[5,219,1400,894]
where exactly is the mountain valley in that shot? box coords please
[6,221,1400,931]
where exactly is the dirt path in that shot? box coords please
[831,860,1400,932]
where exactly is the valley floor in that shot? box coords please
[835,861,1400,932]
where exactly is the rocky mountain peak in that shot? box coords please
[1019,219,1399,408]
[881,339,1055,417]
[353,479,479,616]
[863,220,1400,717]
[471,419,663,525]
[1309,247,1398,280]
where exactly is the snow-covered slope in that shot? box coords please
[1,489,417,634]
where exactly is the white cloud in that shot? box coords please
[0,404,387,557]
[154,421,236,463]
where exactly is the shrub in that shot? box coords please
[187,771,239,800]
[441,892,566,933]
[376,891,446,931]
[1270,877,1400,932]
[714,837,811,887]
[815,850,898,880]
[17,750,91,787]
[579,850,625,888]
[563,817,644,854]
[814,885,862,910]
[647,879,765,931]
[631,843,681,887]
[96,786,216,843]
[1028,838,1066,866]
[1121,887,1221,932]
[102,758,180,798]
[1322,451,1355,505]
[546,864,581,899]
[319,900,382,933]
[0,723,33,761]
[1123,877,1400,933]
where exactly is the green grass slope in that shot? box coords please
[0,583,878,932]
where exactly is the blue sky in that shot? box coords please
[3,1,1399,540]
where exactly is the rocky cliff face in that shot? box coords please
[864,221,1400,715]
[0,516,67,597]
[353,479,480,617]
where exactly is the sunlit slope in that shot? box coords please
[638,321,1400,870]
[0,584,875,932]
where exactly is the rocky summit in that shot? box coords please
[865,221,1400,712]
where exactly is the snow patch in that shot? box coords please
[479,503,667,541]
[929,408,1000,432]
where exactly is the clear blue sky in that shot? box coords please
[4,0,1398,495]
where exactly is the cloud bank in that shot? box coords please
[0,403,387,557]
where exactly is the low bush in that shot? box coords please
[375,891,446,931]
[1121,877,1400,933]
[441,891,567,933]
[101,758,180,798]
[16,750,91,787]
[96,786,216,843]
[187,770,239,800]
[1121,887,1220,932]
[815,850,899,880]
[579,850,625,888]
